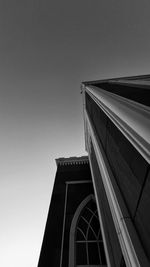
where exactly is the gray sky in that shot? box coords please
[0,1,150,266]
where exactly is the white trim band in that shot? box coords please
[85,109,141,267]
[88,156,112,267]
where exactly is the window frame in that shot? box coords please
[69,194,106,267]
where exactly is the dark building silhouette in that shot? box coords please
[38,74,150,267]
[38,157,106,267]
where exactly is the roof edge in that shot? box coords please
[55,156,89,166]
[81,73,150,86]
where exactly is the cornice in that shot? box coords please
[55,156,89,166]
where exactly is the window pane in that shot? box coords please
[76,243,87,265]
[88,242,100,265]
[90,216,100,237]
[98,228,102,240]
[76,228,85,241]
[88,228,96,240]
[77,217,88,237]
[82,207,92,222]
[87,200,97,213]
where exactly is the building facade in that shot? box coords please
[38,74,150,267]
[82,74,150,267]
[38,156,107,267]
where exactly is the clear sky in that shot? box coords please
[0,1,150,266]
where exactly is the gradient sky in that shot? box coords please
[0,1,150,266]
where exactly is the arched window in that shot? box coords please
[69,195,107,267]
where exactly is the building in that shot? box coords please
[38,156,107,267]
[38,74,150,267]
[81,74,150,267]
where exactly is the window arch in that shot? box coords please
[69,195,106,267]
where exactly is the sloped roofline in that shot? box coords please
[82,73,150,86]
